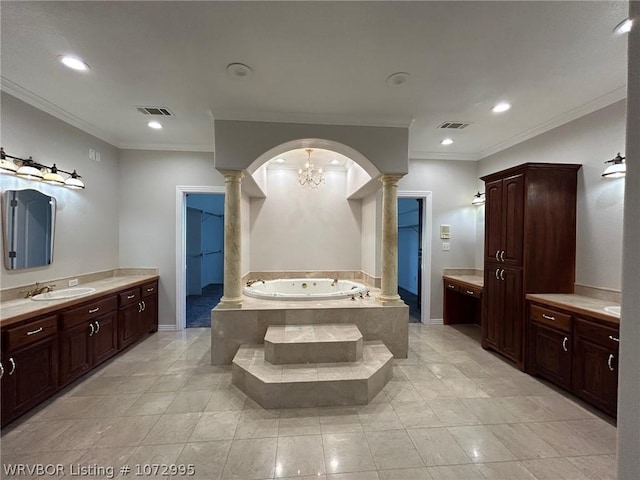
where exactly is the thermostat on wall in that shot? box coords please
[440,225,451,239]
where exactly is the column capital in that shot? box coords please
[379,174,405,187]
[219,170,245,182]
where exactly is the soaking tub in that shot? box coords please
[243,278,368,301]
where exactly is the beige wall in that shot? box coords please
[118,149,223,326]
[478,100,626,291]
[0,92,120,289]
[360,191,382,279]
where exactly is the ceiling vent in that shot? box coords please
[438,121,470,130]
[136,106,174,116]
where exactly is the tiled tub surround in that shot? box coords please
[211,288,409,365]
[0,269,159,326]
[1,324,617,480]
[243,270,382,289]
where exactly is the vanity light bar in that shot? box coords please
[0,147,85,189]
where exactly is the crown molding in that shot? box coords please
[478,85,627,160]
[1,76,120,147]
[211,109,412,128]
[409,150,481,161]
[118,143,214,152]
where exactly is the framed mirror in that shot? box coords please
[1,189,56,270]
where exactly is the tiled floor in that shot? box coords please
[1,324,617,479]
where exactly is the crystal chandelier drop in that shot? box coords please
[297,149,325,188]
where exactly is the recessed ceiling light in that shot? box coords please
[491,102,511,113]
[59,55,89,71]
[227,62,252,78]
[386,72,411,87]
[330,159,340,165]
[148,121,163,129]
[275,158,285,163]
[441,138,454,146]
[614,18,633,35]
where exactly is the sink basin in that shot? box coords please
[31,287,96,301]
[603,306,621,317]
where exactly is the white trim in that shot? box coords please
[176,185,225,331]
[398,190,433,326]
[157,325,177,332]
[429,318,444,326]
[409,151,482,161]
[119,143,214,152]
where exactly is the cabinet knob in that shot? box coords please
[89,323,95,337]
[607,354,615,371]
[8,358,16,375]
[562,337,568,352]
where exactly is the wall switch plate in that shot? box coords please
[95,151,101,162]
[68,278,79,287]
[442,242,450,251]
[89,149,96,160]
[440,224,451,239]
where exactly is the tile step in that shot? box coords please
[232,341,393,408]
[264,324,363,364]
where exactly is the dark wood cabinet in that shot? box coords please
[573,317,619,416]
[1,315,59,426]
[119,281,159,349]
[443,277,482,325]
[141,282,158,333]
[481,163,580,369]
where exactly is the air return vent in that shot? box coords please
[438,121,470,129]
[136,106,174,116]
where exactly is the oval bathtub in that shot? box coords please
[243,278,368,301]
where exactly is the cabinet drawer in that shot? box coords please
[4,315,58,351]
[62,296,118,329]
[575,317,619,348]
[530,304,572,333]
[141,281,158,298]
[460,286,482,299]
[444,282,460,292]
[119,288,141,307]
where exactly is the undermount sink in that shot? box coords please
[31,287,96,301]
[603,306,621,317]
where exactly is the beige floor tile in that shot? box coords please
[425,364,466,380]
[319,407,364,434]
[275,435,326,478]
[426,399,481,426]
[326,472,380,480]
[182,372,223,391]
[476,461,537,479]
[189,411,240,442]
[235,417,280,438]
[520,458,591,479]
[366,429,424,470]
[485,423,560,459]
[141,413,201,445]
[93,394,143,418]
[126,443,185,466]
[75,446,132,472]
[377,467,432,479]
[96,415,160,447]
[528,395,595,421]
[427,464,485,480]
[116,375,161,393]
[492,397,555,422]
[222,437,277,480]
[205,388,246,411]
[407,427,471,466]
[28,395,105,421]
[411,381,457,401]
[395,403,443,429]
[323,432,377,474]
[357,403,404,432]
[566,454,617,480]
[398,366,439,382]
[460,398,521,424]
[441,379,489,399]
[70,376,124,396]
[447,426,517,463]
[165,390,213,413]
[279,409,321,436]
[470,378,526,398]
[176,441,232,480]
[146,373,192,393]
[524,421,613,456]
[39,418,116,451]
[124,392,178,416]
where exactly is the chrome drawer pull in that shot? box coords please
[138,302,142,313]
[465,290,475,295]
[500,250,505,262]
[495,269,500,279]
[500,269,505,281]
[89,323,95,336]
[127,294,136,299]
[94,321,100,333]
[146,287,154,292]
[608,335,619,343]
[26,327,43,336]
[495,250,500,261]
[562,337,568,352]
[608,354,615,371]
[0,362,4,379]
[141,300,146,311]
[89,307,100,314]
[448,284,456,289]
[8,358,16,375]
[542,314,555,321]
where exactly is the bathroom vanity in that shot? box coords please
[442,274,483,325]
[526,293,620,417]
[0,274,158,427]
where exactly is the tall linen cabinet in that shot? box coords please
[481,163,581,369]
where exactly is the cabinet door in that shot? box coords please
[500,267,524,364]
[2,336,58,425]
[118,303,141,350]
[482,265,503,350]
[59,322,92,387]
[92,311,118,366]
[501,174,524,266]
[484,179,504,264]
[141,294,158,334]
[529,323,571,389]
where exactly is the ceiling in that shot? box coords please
[0,1,630,161]
[266,148,350,170]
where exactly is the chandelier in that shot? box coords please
[297,149,325,188]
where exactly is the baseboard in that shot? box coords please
[158,324,177,332]
[425,318,444,325]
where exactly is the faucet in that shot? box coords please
[22,282,56,298]
[246,279,265,287]
[331,278,338,286]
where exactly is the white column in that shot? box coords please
[378,174,404,305]
[220,170,244,307]
[617,3,639,478]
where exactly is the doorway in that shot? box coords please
[397,191,432,324]
[185,193,225,327]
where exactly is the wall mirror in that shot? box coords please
[1,189,56,270]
